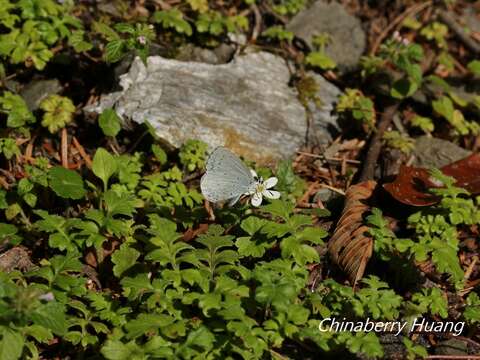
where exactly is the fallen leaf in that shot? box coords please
[383,153,480,206]
[328,180,376,286]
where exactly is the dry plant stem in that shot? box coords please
[438,10,480,55]
[370,1,432,55]
[72,136,92,168]
[464,256,478,281]
[61,128,69,168]
[426,356,480,360]
[0,177,9,190]
[250,4,262,43]
[359,102,400,182]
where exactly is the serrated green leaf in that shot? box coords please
[112,244,140,278]
[49,166,86,200]
[105,39,127,63]
[40,95,75,133]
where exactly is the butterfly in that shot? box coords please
[200,147,280,207]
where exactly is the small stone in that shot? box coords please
[20,79,62,111]
[413,136,472,168]
[287,0,366,72]
[313,188,339,203]
[464,6,480,34]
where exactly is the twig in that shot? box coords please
[23,135,36,164]
[250,4,262,43]
[370,1,432,55]
[0,177,9,190]
[464,256,478,281]
[298,181,319,205]
[260,2,287,24]
[454,336,480,350]
[359,102,400,182]
[438,10,480,55]
[296,151,361,164]
[426,356,480,359]
[61,128,69,168]
[127,130,149,154]
[72,136,92,168]
[318,183,345,195]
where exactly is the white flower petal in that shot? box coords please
[263,190,280,199]
[264,177,278,189]
[250,169,258,178]
[251,192,263,207]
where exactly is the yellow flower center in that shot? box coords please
[255,183,265,193]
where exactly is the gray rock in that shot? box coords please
[86,52,342,164]
[413,136,472,168]
[464,6,480,34]
[176,43,235,64]
[306,72,342,144]
[287,0,366,72]
[20,79,62,111]
[435,338,468,355]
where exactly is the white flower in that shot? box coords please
[246,170,281,207]
[38,292,55,301]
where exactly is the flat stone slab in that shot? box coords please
[86,52,341,164]
[413,136,472,168]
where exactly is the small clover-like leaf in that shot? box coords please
[40,95,75,133]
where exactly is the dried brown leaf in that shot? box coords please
[328,180,376,286]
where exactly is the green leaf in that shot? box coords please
[0,328,24,360]
[0,92,35,127]
[98,108,121,137]
[432,96,454,119]
[411,115,434,133]
[468,60,480,76]
[68,30,93,52]
[92,148,118,190]
[49,166,86,200]
[0,223,20,245]
[30,302,68,336]
[431,244,463,285]
[152,9,192,36]
[0,138,20,159]
[262,26,294,42]
[235,236,270,258]
[101,340,142,360]
[125,313,175,339]
[105,39,127,63]
[464,293,480,323]
[92,21,120,41]
[240,216,265,235]
[391,78,418,99]
[111,244,140,278]
[305,51,336,70]
[152,144,168,165]
[40,95,75,133]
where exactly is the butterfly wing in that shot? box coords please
[201,147,254,203]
